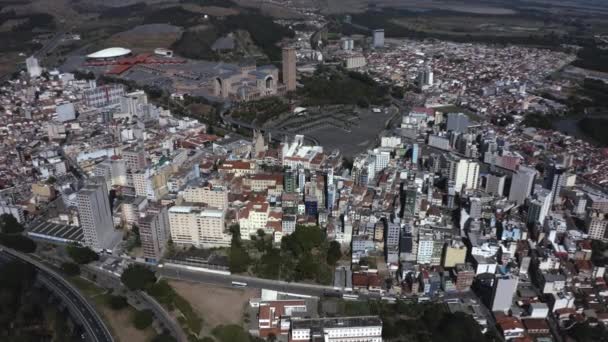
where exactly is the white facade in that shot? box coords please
[0,203,25,223]
[344,55,367,69]
[26,56,42,78]
[290,317,382,342]
[449,158,479,193]
[182,185,228,209]
[168,206,230,248]
[417,236,434,265]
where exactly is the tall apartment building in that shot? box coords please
[403,186,417,217]
[282,47,297,92]
[26,55,42,78]
[485,173,506,197]
[448,156,479,193]
[491,275,519,313]
[545,163,575,205]
[290,316,383,342]
[122,148,147,172]
[527,187,552,225]
[284,169,297,193]
[132,169,168,202]
[120,90,148,118]
[417,230,434,265]
[453,263,475,292]
[0,202,25,223]
[373,149,391,173]
[83,84,126,108]
[182,185,229,209]
[77,178,120,251]
[372,29,385,48]
[586,211,608,241]
[139,206,170,262]
[385,222,400,249]
[168,206,229,248]
[509,166,536,205]
[442,240,467,268]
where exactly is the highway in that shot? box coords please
[1,249,113,342]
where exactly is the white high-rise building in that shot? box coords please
[168,206,229,248]
[509,166,536,205]
[491,275,519,312]
[448,156,479,193]
[373,149,391,173]
[372,29,384,48]
[527,185,552,225]
[417,230,434,265]
[77,178,121,251]
[26,56,42,78]
[120,91,148,118]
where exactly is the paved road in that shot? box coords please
[158,265,338,298]
[1,249,113,342]
[138,291,189,342]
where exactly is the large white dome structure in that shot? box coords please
[86,47,132,59]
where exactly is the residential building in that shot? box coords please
[372,29,384,48]
[76,178,120,251]
[182,185,229,209]
[448,156,479,193]
[168,206,229,248]
[442,240,467,268]
[509,166,536,205]
[138,206,170,262]
[491,275,518,313]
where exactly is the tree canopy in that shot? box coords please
[121,264,157,291]
[61,262,80,276]
[0,214,24,234]
[132,309,154,330]
[0,234,36,253]
[66,244,99,264]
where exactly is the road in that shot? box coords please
[1,249,113,342]
[158,265,336,298]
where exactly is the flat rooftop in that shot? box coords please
[28,221,84,243]
[291,316,383,330]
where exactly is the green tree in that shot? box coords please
[152,332,178,342]
[107,295,128,310]
[66,244,99,264]
[229,224,250,273]
[61,262,80,276]
[121,264,157,290]
[132,309,154,330]
[0,214,24,234]
[327,241,342,265]
[0,234,37,252]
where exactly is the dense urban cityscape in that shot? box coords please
[2,0,608,342]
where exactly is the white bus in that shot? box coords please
[231,281,248,288]
[342,294,359,301]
